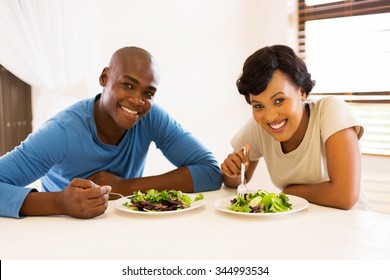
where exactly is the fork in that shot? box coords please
[109,192,132,199]
[237,146,247,197]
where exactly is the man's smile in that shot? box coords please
[120,105,139,115]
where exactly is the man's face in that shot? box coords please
[99,55,160,130]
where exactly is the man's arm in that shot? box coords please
[20,179,111,218]
[89,167,193,198]
[89,105,222,196]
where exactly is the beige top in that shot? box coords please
[231,96,364,189]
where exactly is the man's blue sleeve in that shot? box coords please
[147,105,222,192]
[0,120,67,218]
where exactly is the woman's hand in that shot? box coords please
[221,144,256,188]
[221,145,250,177]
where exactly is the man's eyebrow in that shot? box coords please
[123,75,139,85]
[123,75,157,91]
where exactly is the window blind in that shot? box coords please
[298,0,390,156]
[349,103,390,156]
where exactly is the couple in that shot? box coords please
[0,45,364,219]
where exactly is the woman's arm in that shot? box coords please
[283,127,361,209]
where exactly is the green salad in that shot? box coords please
[228,189,292,213]
[123,189,204,212]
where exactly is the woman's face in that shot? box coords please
[249,70,307,146]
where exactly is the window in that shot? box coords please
[298,0,390,156]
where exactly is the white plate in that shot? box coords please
[114,194,206,215]
[214,194,309,216]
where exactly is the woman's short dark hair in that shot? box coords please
[236,45,316,104]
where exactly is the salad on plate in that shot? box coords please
[122,189,204,212]
[228,189,292,213]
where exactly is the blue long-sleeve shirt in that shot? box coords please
[0,94,222,218]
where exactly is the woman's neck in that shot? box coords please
[281,103,310,153]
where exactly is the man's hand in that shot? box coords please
[20,178,111,218]
[88,171,125,199]
[59,178,111,219]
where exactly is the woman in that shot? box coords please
[221,45,365,210]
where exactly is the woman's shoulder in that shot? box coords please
[308,95,350,115]
[308,96,364,140]
[309,95,345,107]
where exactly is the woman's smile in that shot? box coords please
[268,118,287,132]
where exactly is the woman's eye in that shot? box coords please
[252,104,263,110]
[275,98,284,105]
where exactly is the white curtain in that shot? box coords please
[0,0,102,129]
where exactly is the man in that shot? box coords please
[0,46,222,219]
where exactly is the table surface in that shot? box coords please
[1,187,390,260]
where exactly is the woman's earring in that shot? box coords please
[301,89,307,100]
